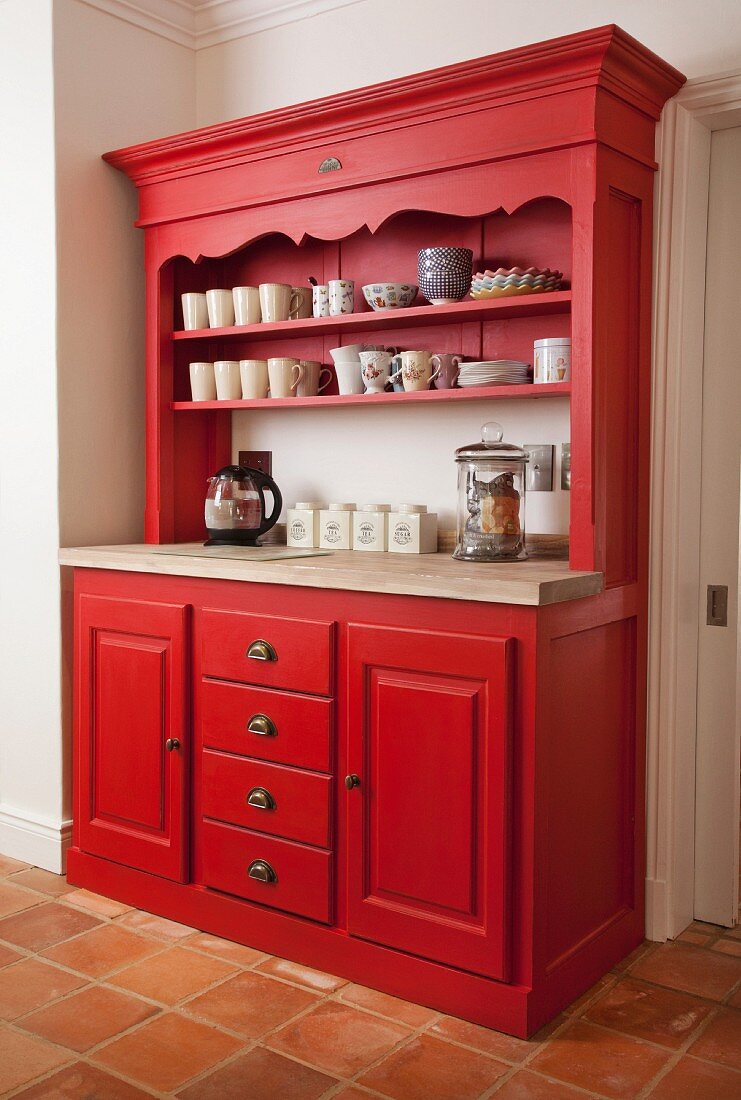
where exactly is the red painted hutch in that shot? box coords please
[63,26,684,1037]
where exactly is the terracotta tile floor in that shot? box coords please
[0,857,740,1098]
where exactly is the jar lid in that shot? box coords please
[534,337,571,347]
[359,503,391,511]
[294,501,325,510]
[455,422,528,463]
[397,503,427,513]
[327,502,356,510]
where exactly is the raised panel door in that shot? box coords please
[76,594,189,881]
[347,624,513,980]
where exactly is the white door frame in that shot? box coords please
[647,70,741,942]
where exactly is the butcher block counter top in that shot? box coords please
[59,543,602,607]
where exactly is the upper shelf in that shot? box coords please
[171,291,571,344]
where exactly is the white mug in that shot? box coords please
[297,360,333,397]
[259,283,300,323]
[329,279,354,316]
[206,289,235,329]
[189,361,216,401]
[233,286,261,326]
[312,285,330,318]
[390,350,441,392]
[290,287,313,320]
[335,361,364,395]
[359,350,395,394]
[330,343,365,365]
[214,360,241,400]
[240,359,269,400]
[268,357,304,398]
[181,293,208,331]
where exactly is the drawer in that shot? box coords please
[201,609,333,696]
[200,818,331,924]
[202,750,332,848]
[200,679,331,773]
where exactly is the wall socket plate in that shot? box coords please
[524,444,554,491]
[238,450,272,475]
[561,443,571,490]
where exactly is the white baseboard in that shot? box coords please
[0,805,72,875]
[645,876,668,943]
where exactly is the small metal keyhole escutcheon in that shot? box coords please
[165,738,180,751]
[344,774,361,790]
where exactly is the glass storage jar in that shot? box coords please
[453,422,528,561]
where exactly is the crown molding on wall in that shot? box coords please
[76,0,366,49]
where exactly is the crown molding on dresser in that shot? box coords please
[76,0,366,50]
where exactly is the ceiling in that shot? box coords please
[79,0,366,50]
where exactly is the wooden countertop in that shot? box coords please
[59,543,602,607]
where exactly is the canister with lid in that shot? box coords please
[453,422,527,561]
[534,337,571,383]
[353,504,390,552]
[319,503,356,549]
[388,504,438,554]
[286,501,325,548]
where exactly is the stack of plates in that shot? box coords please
[470,267,563,299]
[458,360,531,387]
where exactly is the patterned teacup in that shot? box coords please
[390,350,441,392]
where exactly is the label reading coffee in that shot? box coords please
[392,522,412,546]
[290,518,308,542]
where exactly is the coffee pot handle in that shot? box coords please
[245,467,283,537]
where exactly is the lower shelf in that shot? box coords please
[170,382,571,411]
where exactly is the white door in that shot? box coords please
[694,125,741,927]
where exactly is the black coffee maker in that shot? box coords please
[204,465,283,546]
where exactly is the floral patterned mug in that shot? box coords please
[390,350,441,392]
[359,349,397,393]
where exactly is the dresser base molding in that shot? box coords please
[66,847,642,1038]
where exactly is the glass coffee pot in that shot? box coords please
[204,465,283,546]
[453,422,528,561]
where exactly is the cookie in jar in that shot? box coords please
[453,422,528,561]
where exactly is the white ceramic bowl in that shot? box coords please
[362,283,418,310]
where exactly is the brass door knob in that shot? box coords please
[247,859,278,884]
[246,713,277,738]
[165,738,180,751]
[246,787,276,811]
[246,639,278,662]
[344,774,361,790]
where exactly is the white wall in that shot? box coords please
[200,0,741,532]
[0,0,63,868]
[0,0,195,871]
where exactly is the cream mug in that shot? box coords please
[390,350,441,392]
[182,292,208,331]
[297,360,332,397]
[233,286,261,326]
[259,283,300,323]
[268,357,303,398]
[329,279,354,316]
[214,360,241,400]
[290,287,313,320]
[335,361,364,395]
[239,359,269,399]
[206,289,235,328]
[359,350,396,394]
[189,361,216,401]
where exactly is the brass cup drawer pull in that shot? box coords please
[247,858,278,884]
[165,738,180,752]
[246,639,278,662]
[344,773,361,790]
[246,786,276,811]
[246,713,277,738]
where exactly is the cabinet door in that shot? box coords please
[76,594,189,882]
[347,624,513,980]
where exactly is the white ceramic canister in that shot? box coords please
[319,503,356,549]
[533,337,571,384]
[353,504,390,552]
[286,502,325,548]
[387,504,438,554]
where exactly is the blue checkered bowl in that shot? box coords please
[418,247,473,304]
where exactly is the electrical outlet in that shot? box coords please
[524,445,554,491]
[560,444,571,490]
[238,450,272,475]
